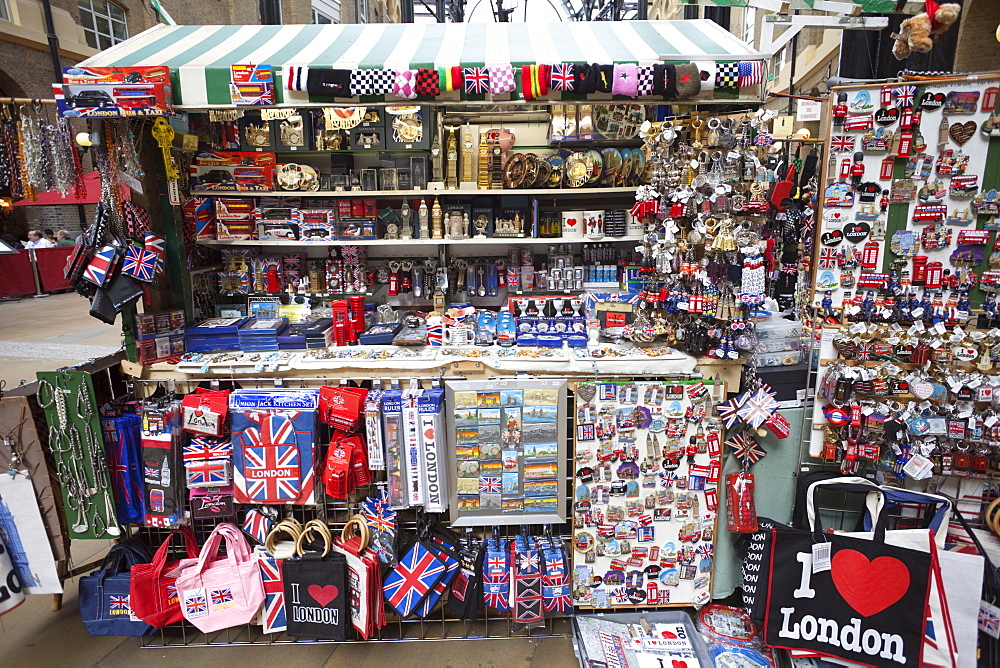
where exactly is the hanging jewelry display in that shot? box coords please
[36,370,119,539]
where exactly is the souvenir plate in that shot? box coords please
[585,149,603,185]
[601,148,621,186]
[632,148,646,184]
[546,154,564,187]
[566,153,589,188]
[276,164,319,191]
[618,149,633,187]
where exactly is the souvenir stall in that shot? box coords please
[3,17,864,666]
[786,72,1000,668]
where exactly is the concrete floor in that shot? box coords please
[0,293,577,666]
[0,292,122,390]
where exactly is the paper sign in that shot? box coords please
[797,99,822,122]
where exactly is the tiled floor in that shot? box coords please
[0,293,577,666]
[0,292,121,390]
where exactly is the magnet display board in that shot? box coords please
[445,378,567,526]
[812,75,1000,312]
[570,380,723,608]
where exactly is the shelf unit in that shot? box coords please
[191,187,639,198]
[198,235,643,247]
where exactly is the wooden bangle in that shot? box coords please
[295,519,332,557]
[341,514,371,550]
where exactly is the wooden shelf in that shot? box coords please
[198,235,643,247]
[190,187,639,198]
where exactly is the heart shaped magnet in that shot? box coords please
[821,230,844,247]
[950,121,977,146]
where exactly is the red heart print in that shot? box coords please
[424,428,435,439]
[830,549,909,617]
[660,630,677,638]
[672,661,687,668]
[567,218,578,227]
[307,584,339,607]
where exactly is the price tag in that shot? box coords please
[812,542,831,573]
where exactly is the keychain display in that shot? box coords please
[571,380,723,607]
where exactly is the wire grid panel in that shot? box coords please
[135,382,581,646]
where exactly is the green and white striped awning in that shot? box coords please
[76,20,764,108]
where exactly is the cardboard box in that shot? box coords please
[55,66,173,118]
[191,152,275,192]
[183,198,216,239]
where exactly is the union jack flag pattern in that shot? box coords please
[120,245,158,283]
[361,490,397,565]
[482,539,510,612]
[183,437,233,462]
[144,464,160,481]
[832,135,856,152]
[382,540,447,617]
[550,63,574,92]
[735,387,780,429]
[479,476,501,494]
[726,431,768,467]
[144,233,166,275]
[893,85,917,108]
[416,545,459,617]
[463,67,490,95]
[184,591,208,617]
[233,411,314,505]
[109,595,130,610]
[541,543,571,613]
[210,588,233,606]
[242,507,273,544]
[737,60,764,87]
[83,244,120,287]
[511,539,543,624]
[254,547,287,633]
[185,460,230,487]
[819,248,839,268]
[714,392,748,429]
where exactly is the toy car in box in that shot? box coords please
[299,210,336,241]
[215,198,256,240]
[254,207,302,240]
[54,66,173,117]
[190,152,275,192]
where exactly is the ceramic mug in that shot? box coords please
[561,210,584,239]
[584,209,605,240]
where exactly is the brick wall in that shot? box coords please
[953,0,1000,74]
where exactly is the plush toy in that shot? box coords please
[892,0,961,60]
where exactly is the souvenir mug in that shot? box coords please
[561,210,584,239]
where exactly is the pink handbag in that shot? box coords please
[173,522,264,633]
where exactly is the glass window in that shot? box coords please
[312,0,340,23]
[0,0,11,22]
[356,0,367,23]
[78,0,129,50]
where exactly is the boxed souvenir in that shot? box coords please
[190,152,275,192]
[303,317,333,347]
[385,106,432,150]
[358,321,402,345]
[254,206,302,240]
[230,63,275,105]
[238,113,276,151]
[182,198,216,239]
[54,66,173,118]
[380,387,447,512]
[299,210,336,241]
[274,111,313,151]
[238,317,289,351]
[349,126,386,150]
[184,317,250,352]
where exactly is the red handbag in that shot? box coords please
[129,527,199,628]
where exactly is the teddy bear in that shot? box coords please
[892,1,961,60]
